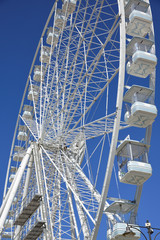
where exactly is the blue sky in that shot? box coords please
[0,0,160,237]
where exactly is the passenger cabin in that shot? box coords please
[33,65,45,82]
[14,145,24,152]
[107,223,140,240]
[13,151,25,162]
[27,85,39,102]
[46,27,59,46]
[22,105,33,120]
[10,166,17,173]
[62,0,76,15]
[104,198,136,214]
[124,85,157,128]
[116,137,152,185]
[54,9,66,29]
[9,174,15,183]
[39,46,51,64]
[13,146,25,162]
[125,0,152,37]
[126,37,157,78]
[17,125,28,141]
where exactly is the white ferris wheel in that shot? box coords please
[0,0,157,239]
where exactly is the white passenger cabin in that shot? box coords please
[126,37,157,78]
[9,174,15,183]
[22,105,33,120]
[17,125,28,141]
[13,146,25,162]
[54,9,66,29]
[125,0,151,37]
[13,151,25,162]
[10,166,17,173]
[46,27,59,46]
[27,85,39,102]
[62,0,76,15]
[126,10,152,37]
[39,46,51,64]
[124,85,157,128]
[33,65,45,82]
[14,145,24,152]
[107,223,140,240]
[105,198,136,214]
[116,137,152,185]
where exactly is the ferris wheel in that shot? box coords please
[0,0,157,239]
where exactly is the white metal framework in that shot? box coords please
[0,0,156,239]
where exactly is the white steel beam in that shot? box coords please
[0,145,33,234]
[62,154,90,239]
[33,143,55,240]
[14,155,34,239]
[67,188,79,239]
[33,143,49,240]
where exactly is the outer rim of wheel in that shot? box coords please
[2,0,156,238]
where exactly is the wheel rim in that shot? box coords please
[1,0,156,239]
